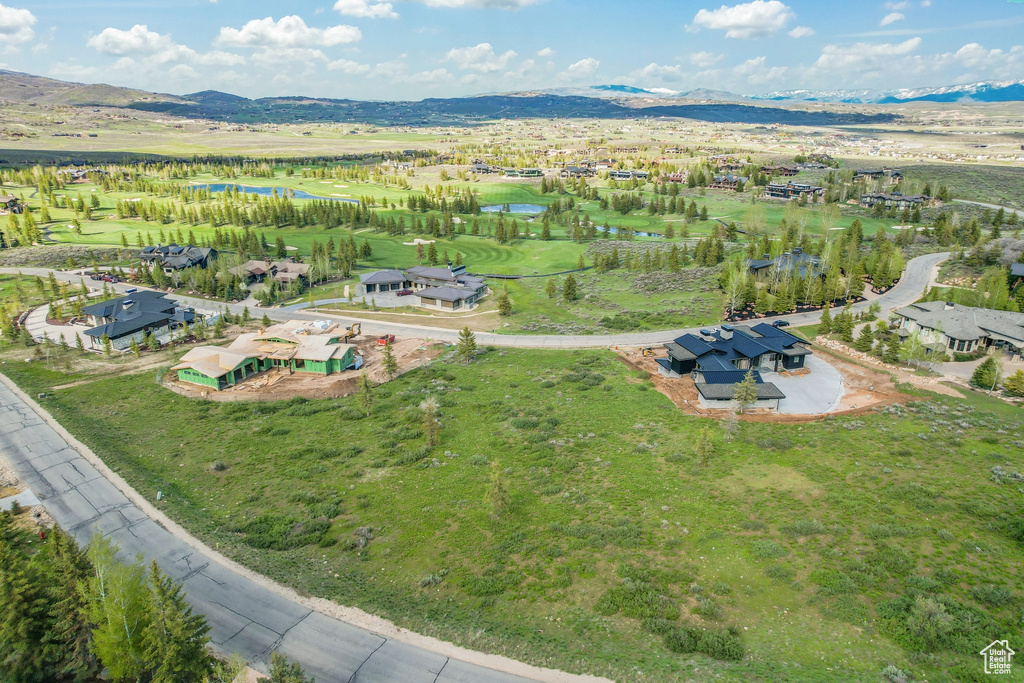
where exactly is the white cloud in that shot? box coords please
[884,1,909,9]
[692,1,794,39]
[444,43,517,72]
[327,57,371,73]
[334,0,398,19]
[689,51,724,68]
[814,36,921,73]
[537,47,555,57]
[565,57,599,78]
[217,16,361,48]
[630,62,684,83]
[87,25,244,66]
[733,55,787,84]
[0,3,35,47]
[788,25,814,38]
[880,12,904,26]
[409,0,540,7]
[251,47,328,69]
[920,0,931,6]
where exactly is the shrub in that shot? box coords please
[233,514,331,551]
[395,445,431,465]
[765,565,794,582]
[970,584,1014,607]
[211,461,228,472]
[752,540,788,559]
[462,572,523,597]
[809,568,858,595]
[694,596,722,620]
[711,581,732,596]
[697,629,744,661]
[780,519,826,537]
[469,455,489,466]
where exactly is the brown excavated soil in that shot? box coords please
[619,346,917,424]
[164,335,443,401]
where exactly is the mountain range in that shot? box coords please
[543,80,1024,104]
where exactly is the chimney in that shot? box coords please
[447,261,453,271]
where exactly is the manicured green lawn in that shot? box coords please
[4,347,1021,682]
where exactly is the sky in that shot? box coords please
[1,0,1023,100]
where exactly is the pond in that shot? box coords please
[190,183,359,204]
[481,204,547,214]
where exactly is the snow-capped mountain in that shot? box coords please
[750,80,1024,104]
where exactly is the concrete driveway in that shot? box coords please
[769,355,845,415]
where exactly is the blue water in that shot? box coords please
[482,204,547,214]
[190,183,359,204]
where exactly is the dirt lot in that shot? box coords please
[164,335,445,401]
[619,346,918,424]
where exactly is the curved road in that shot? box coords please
[0,251,946,680]
[4,251,948,348]
[0,376,595,683]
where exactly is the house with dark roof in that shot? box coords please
[893,301,1024,358]
[763,182,824,200]
[82,290,194,350]
[229,259,310,286]
[709,174,747,190]
[139,244,217,273]
[860,192,931,211]
[0,194,25,214]
[356,263,488,310]
[658,323,813,410]
[747,247,823,279]
[1011,263,1024,287]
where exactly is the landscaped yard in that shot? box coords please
[3,345,1022,683]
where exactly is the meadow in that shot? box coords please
[3,346,1021,682]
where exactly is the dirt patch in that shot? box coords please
[618,346,916,424]
[164,335,444,401]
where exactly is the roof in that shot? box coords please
[696,382,785,400]
[84,311,172,339]
[406,266,459,282]
[359,269,407,285]
[82,290,175,319]
[664,342,696,361]
[699,370,764,385]
[174,320,356,378]
[417,286,477,302]
[1011,263,1024,278]
[894,301,1024,343]
[666,324,810,373]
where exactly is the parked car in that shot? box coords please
[772,320,790,328]
[396,289,413,296]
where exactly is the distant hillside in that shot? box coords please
[751,80,1024,104]
[0,69,901,127]
[0,69,181,107]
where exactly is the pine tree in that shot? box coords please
[358,372,374,417]
[1002,369,1024,397]
[732,370,759,413]
[563,274,578,302]
[130,337,141,358]
[497,291,512,316]
[818,304,833,334]
[43,529,100,682]
[262,313,272,328]
[854,325,874,353]
[242,306,252,327]
[694,428,714,467]
[457,326,477,362]
[101,334,112,357]
[427,242,438,266]
[0,539,52,681]
[381,342,399,379]
[545,278,557,298]
[970,357,999,389]
[421,397,440,446]
[143,562,212,683]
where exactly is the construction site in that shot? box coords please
[165,321,443,401]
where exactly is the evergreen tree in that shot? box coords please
[129,337,141,358]
[242,306,252,327]
[43,529,100,683]
[563,274,578,302]
[381,342,398,379]
[420,397,441,447]
[693,428,714,467]
[497,290,512,316]
[262,313,272,328]
[457,326,477,362]
[854,325,875,353]
[545,278,557,298]
[970,357,999,390]
[731,370,759,414]
[358,372,373,417]
[265,652,314,683]
[0,536,52,682]
[427,242,438,266]
[485,461,511,519]
[1002,369,1024,397]
[101,334,112,357]
[143,562,213,683]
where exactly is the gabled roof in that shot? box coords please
[81,290,175,319]
[895,301,1024,343]
[359,269,407,285]
[417,286,477,302]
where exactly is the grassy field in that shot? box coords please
[3,346,1022,682]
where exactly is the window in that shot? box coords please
[956,340,966,352]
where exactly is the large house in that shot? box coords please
[763,182,825,200]
[659,323,813,410]
[357,263,488,310]
[230,259,310,286]
[172,320,358,391]
[893,301,1024,358]
[860,192,931,211]
[139,244,218,273]
[854,168,902,185]
[0,194,25,214]
[709,174,747,190]
[747,247,823,279]
[82,290,195,350]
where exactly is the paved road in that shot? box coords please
[952,199,1024,219]
[1,251,949,349]
[0,376,551,683]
